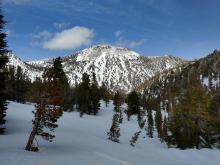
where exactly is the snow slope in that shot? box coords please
[0,101,219,165]
[7,44,185,92]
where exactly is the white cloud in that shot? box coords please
[43,26,94,50]
[3,0,32,5]
[31,31,52,40]
[129,39,145,49]
[54,22,70,30]
[114,31,145,49]
[115,31,122,38]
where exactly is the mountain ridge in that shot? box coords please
[6,44,185,92]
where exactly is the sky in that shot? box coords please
[2,0,220,61]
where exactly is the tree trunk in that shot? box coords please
[25,122,38,151]
[25,102,43,151]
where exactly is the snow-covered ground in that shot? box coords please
[0,101,220,165]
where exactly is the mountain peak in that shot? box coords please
[76,44,140,62]
[6,46,185,92]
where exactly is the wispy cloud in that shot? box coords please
[31,30,52,40]
[53,22,70,30]
[114,31,145,49]
[115,31,122,38]
[129,40,145,48]
[43,26,95,50]
[3,0,32,5]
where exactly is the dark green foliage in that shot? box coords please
[100,82,110,107]
[43,57,71,110]
[76,73,91,117]
[146,109,154,138]
[107,113,120,143]
[167,81,212,149]
[0,8,7,56]
[130,131,141,147]
[126,91,141,121]
[113,91,123,123]
[90,72,101,115]
[6,66,31,103]
[155,107,163,141]
[137,109,146,129]
[26,58,66,151]
[0,7,8,134]
[27,77,44,103]
[113,91,123,112]
[34,103,63,142]
[162,116,168,145]
[141,50,220,149]
[209,88,220,147]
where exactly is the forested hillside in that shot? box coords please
[138,50,220,149]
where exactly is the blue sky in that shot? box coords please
[2,0,220,61]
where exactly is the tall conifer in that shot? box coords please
[0,7,8,134]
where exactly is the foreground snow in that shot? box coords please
[0,101,220,165]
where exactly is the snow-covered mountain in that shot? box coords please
[7,44,185,92]
[6,53,43,80]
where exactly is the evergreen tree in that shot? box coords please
[5,66,15,100]
[43,57,71,110]
[76,73,91,117]
[209,88,220,147]
[0,7,8,134]
[27,77,44,103]
[113,91,123,123]
[14,66,31,103]
[90,72,101,115]
[126,91,140,121]
[168,81,212,149]
[25,57,66,151]
[25,99,63,151]
[100,82,110,107]
[162,116,169,144]
[130,131,141,147]
[137,109,146,129]
[155,107,163,141]
[107,113,120,143]
[146,109,154,138]
[5,66,31,102]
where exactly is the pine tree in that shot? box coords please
[155,107,163,141]
[14,66,31,103]
[90,72,101,115]
[162,116,169,144]
[25,58,66,151]
[113,91,123,123]
[25,99,63,151]
[126,91,140,121]
[76,73,91,116]
[107,113,120,143]
[137,109,146,129]
[146,109,154,138]
[5,66,31,102]
[209,88,220,147]
[168,80,212,149]
[100,82,110,107]
[130,131,141,147]
[43,57,71,110]
[27,77,44,103]
[0,7,8,134]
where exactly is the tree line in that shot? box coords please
[1,3,220,151]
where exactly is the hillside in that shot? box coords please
[6,44,185,92]
[0,101,219,165]
[137,50,220,93]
